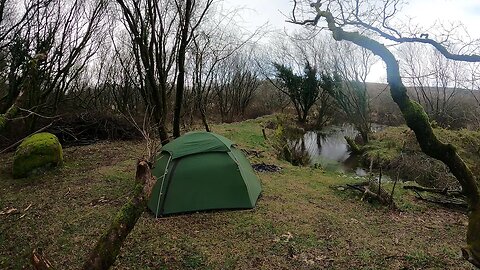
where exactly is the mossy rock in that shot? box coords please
[13,132,63,178]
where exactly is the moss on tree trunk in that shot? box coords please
[0,103,19,132]
[344,136,362,154]
[82,160,156,270]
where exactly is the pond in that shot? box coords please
[287,124,385,174]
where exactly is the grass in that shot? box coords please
[363,126,480,188]
[0,116,475,269]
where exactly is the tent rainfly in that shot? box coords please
[147,132,262,216]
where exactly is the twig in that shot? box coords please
[0,122,55,154]
[390,170,399,206]
[413,190,468,210]
[12,107,62,120]
[262,128,267,140]
[24,203,33,212]
[378,167,382,195]
[31,248,53,270]
[122,107,161,163]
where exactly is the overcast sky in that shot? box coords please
[221,0,480,82]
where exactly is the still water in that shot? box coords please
[287,124,384,173]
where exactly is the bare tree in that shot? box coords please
[464,62,480,127]
[0,0,107,132]
[289,0,480,266]
[213,50,261,122]
[185,11,261,131]
[327,41,375,142]
[114,0,214,142]
[399,43,466,127]
[172,0,214,138]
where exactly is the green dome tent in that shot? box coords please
[147,132,262,216]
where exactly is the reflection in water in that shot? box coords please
[288,124,381,171]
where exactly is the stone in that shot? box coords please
[13,132,63,178]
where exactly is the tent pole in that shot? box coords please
[156,155,172,218]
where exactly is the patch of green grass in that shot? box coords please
[214,118,270,151]
[381,182,429,212]
[221,255,239,269]
[182,252,206,269]
[294,234,325,250]
[404,250,436,268]
[441,246,460,260]
[357,248,375,262]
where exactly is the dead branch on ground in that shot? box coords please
[403,185,463,196]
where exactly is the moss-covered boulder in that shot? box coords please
[13,132,63,178]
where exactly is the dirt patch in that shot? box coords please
[252,163,282,173]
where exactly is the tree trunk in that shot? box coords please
[158,125,169,145]
[292,102,303,123]
[199,106,210,132]
[0,91,23,132]
[315,9,480,267]
[0,87,20,114]
[357,125,369,144]
[82,160,156,270]
[173,0,193,138]
[300,110,308,124]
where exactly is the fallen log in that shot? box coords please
[412,190,468,211]
[346,183,369,193]
[403,185,463,196]
[82,159,155,269]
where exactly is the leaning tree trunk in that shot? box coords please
[0,56,42,132]
[199,105,211,132]
[315,8,480,267]
[0,95,21,132]
[82,160,156,269]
